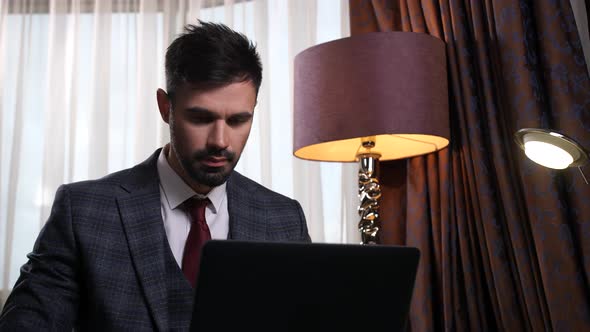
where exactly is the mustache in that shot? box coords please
[193,148,235,161]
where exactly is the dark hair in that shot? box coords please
[165,20,262,99]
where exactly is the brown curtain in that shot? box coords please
[349,0,590,331]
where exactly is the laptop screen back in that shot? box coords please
[191,240,420,332]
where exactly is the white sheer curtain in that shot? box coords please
[0,0,359,306]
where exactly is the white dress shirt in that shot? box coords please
[156,148,229,268]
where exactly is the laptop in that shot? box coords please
[190,240,420,332]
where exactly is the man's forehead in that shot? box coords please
[173,81,257,114]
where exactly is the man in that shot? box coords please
[0,21,310,331]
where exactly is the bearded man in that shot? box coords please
[0,21,310,331]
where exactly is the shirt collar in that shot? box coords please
[156,146,226,213]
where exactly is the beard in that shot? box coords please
[177,147,238,188]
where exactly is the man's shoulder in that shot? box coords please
[61,149,160,196]
[56,169,134,203]
[228,171,295,204]
[228,171,309,241]
[63,168,132,190]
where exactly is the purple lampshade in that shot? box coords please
[293,31,449,162]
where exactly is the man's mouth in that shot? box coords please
[201,157,228,167]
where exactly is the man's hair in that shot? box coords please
[165,21,262,98]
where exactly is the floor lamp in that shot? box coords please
[515,128,589,183]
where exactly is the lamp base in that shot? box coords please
[357,154,381,245]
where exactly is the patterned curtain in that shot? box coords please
[349,0,590,330]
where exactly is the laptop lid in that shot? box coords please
[190,240,420,332]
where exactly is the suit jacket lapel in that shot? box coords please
[118,190,169,331]
[116,149,172,331]
[227,171,267,240]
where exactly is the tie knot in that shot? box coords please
[185,196,209,208]
[185,197,210,224]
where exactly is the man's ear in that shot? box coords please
[156,88,171,124]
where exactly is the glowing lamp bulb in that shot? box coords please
[524,140,574,169]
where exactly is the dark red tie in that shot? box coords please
[182,197,211,288]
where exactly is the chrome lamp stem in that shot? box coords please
[357,153,381,245]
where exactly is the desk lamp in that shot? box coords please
[293,32,449,244]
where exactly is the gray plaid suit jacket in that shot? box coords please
[0,149,310,331]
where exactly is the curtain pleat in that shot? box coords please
[135,0,160,163]
[0,2,7,302]
[88,0,112,178]
[288,0,325,242]
[253,0,271,187]
[2,0,34,301]
[66,0,80,185]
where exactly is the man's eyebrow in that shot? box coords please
[184,107,252,115]
[230,112,254,118]
[185,106,213,114]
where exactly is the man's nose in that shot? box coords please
[208,120,229,150]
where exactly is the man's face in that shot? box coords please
[157,81,256,193]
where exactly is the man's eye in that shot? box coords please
[227,116,251,126]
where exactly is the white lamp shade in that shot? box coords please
[523,140,574,169]
[514,128,588,169]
